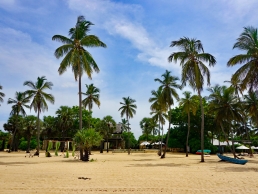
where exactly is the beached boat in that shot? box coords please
[217,154,248,165]
[196,149,211,155]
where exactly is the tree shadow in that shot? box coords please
[126,163,189,167]
[0,161,37,166]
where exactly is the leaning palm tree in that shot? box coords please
[52,16,106,133]
[7,92,30,151]
[169,37,216,162]
[0,85,5,106]
[227,26,258,92]
[118,97,137,154]
[24,76,55,156]
[155,70,181,158]
[179,91,199,157]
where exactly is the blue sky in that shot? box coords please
[0,0,258,138]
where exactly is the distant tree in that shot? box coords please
[7,92,30,151]
[24,76,55,155]
[179,91,199,157]
[95,115,116,153]
[120,118,130,132]
[118,97,137,154]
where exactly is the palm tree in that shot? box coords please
[82,83,100,128]
[149,87,167,155]
[7,92,30,151]
[155,70,181,158]
[208,85,242,158]
[140,117,153,141]
[118,97,137,154]
[52,16,106,133]
[227,26,258,92]
[150,104,167,155]
[0,85,5,106]
[24,76,55,156]
[120,118,130,132]
[179,91,199,157]
[73,128,103,161]
[169,37,216,162]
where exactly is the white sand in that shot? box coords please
[0,151,258,194]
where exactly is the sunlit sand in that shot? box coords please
[0,151,258,194]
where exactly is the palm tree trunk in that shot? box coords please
[127,116,130,155]
[186,111,190,157]
[36,108,40,156]
[10,112,19,152]
[79,74,83,160]
[198,90,204,162]
[158,120,161,156]
[79,75,82,130]
[162,110,171,158]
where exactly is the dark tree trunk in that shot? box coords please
[162,109,172,158]
[127,116,130,155]
[100,141,103,153]
[79,74,83,160]
[35,107,40,156]
[82,148,89,161]
[186,111,190,157]
[106,135,109,153]
[198,90,205,162]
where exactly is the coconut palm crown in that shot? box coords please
[227,26,258,92]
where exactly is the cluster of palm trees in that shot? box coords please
[4,76,54,155]
[139,26,258,162]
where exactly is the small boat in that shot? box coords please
[217,154,248,165]
[196,149,211,155]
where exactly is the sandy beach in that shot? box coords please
[0,151,258,194]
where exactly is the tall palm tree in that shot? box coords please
[155,70,181,158]
[179,91,199,157]
[0,85,5,106]
[7,92,30,151]
[227,26,258,92]
[24,76,55,155]
[118,97,137,154]
[52,16,106,132]
[169,37,216,162]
